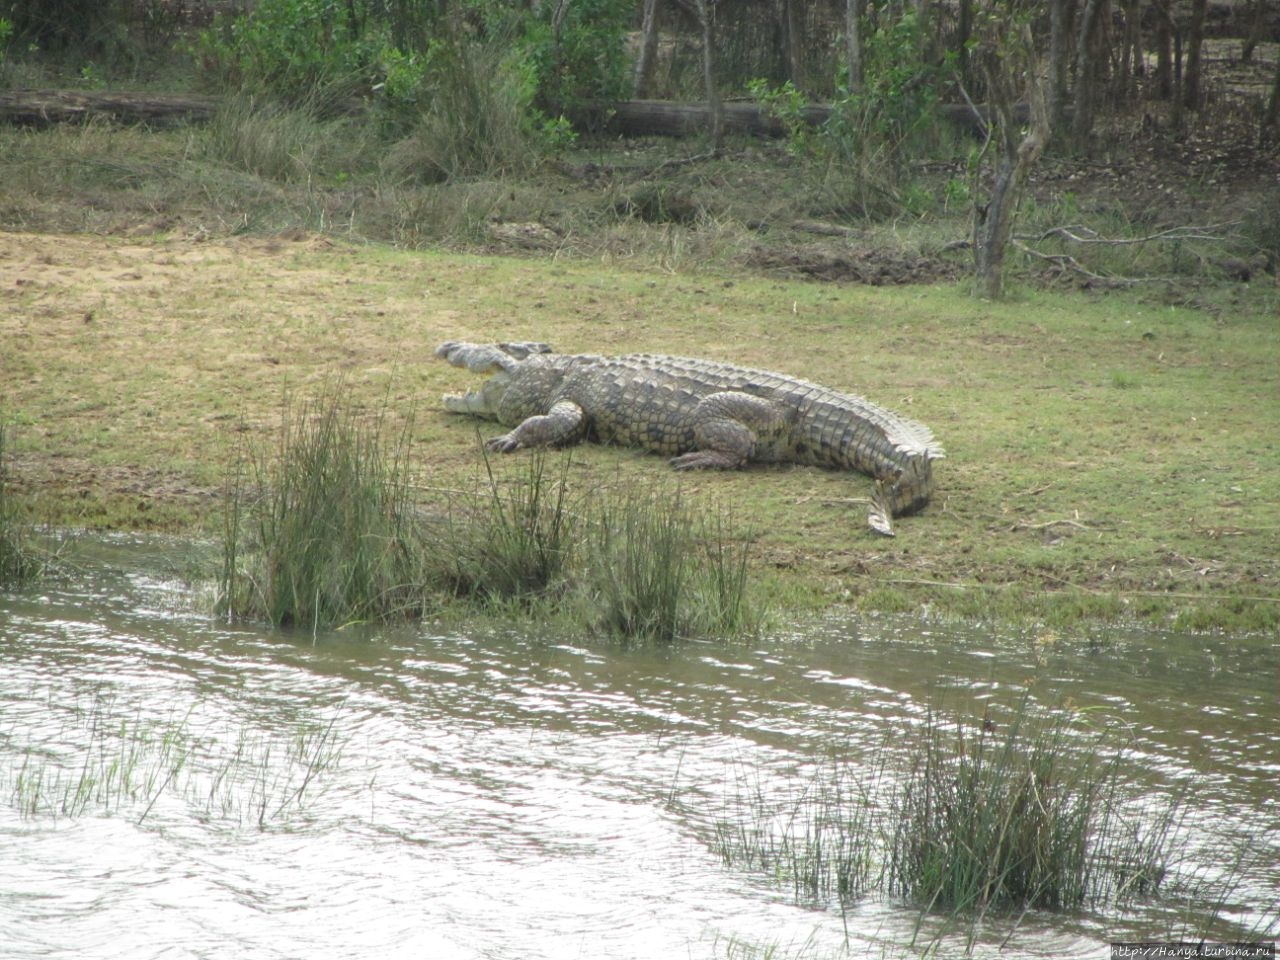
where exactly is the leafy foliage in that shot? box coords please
[193,0,631,120]
[826,10,950,164]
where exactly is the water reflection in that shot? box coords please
[1,536,1276,959]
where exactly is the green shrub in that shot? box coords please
[379,37,555,183]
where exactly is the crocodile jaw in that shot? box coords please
[442,370,510,418]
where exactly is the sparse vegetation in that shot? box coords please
[2,684,345,827]
[710,696,1237,928]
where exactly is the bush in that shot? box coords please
[194,0,389,107]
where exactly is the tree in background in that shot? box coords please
[2,0,113,52]
[968,11,1049,298]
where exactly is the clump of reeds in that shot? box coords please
[442,448,576,608]
[218,389,436,629]
[0,423,49,587]
[581,483,760,643]
[712,696,1191,917]
[884,697,1176,913]
[217,386,761,639]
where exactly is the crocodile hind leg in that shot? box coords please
[668,392,789,470]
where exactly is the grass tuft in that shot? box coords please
[218,387,436,629]
[215,388,761,639]
[582,482,761,643]
[443,448,576,608]
[0,423,52,587]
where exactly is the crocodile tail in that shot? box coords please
[868,479,896,537]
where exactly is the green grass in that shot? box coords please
[0,423,52,587]
[218,387,438,629]
[1,173,1276,630]
[442,448,577,608]
[582,482,762,643]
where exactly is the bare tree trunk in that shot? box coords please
[1071,0,1105,147]
[1183,0,1207,109]
[1046,0,1075,135]
[694,0,723,150]
[845,0,865,94]
[1264,50,1280,140]
[1242,0,1268,62]
[634,0,661,97]
[954,0,974,89]
[782,0,804,90]
[974,24,1050,299]
[1153,0,1174,98]
[1119,0,1142,100]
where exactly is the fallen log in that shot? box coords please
[576,99,1019,139]
[0,89,1019,139]
[0,89,220,128]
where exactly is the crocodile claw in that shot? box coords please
[485,433,522,453]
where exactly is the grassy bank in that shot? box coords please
[2,229,1276,631]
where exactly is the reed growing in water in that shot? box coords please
[0,423,49,587]
[217,387,759,640]
[883,696,1173,913]
[713,696,1196,918]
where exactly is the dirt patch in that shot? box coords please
[743,243,964,284]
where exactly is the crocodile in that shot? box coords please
[435,340,944,536]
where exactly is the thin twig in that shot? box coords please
[1011,518,1089,531]
[1016,220,1241,245]
[1011,239,1172,286]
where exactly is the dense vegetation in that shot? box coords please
[2,0,1277,286]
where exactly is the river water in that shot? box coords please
[1,536,1276,959]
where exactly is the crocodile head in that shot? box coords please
[436,341,574,425]
[435,341,549,419]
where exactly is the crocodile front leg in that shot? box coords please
[669,392,791,470]
[486,400,587,453]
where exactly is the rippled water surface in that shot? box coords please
[2,537,1277,959]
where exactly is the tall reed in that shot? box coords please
[443,448,576,607]
[218,389,434,629]
[581,483,760,643]
[712,696,1192,917]
[883,697,1173,913]
[0,423,46,587]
